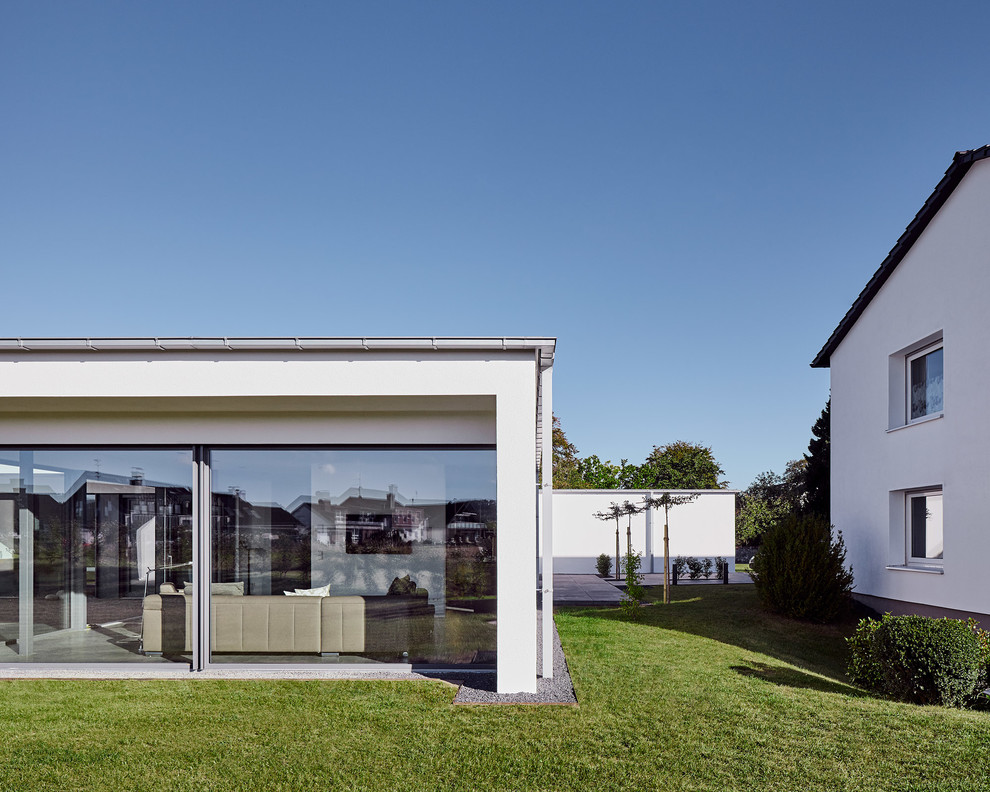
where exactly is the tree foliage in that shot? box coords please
[551,415,585,489]
[803,399,830,521]
[627,441,726,490]
[552,417,726,492]
[576,455,622,489]
[735,460,805,547]
[735,495,790,547]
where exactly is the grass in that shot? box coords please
[1,586,988,791]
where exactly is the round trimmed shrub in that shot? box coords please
[874,615,985,707]
[596,553,612,577]
[849,613,989,707]
[749,513,853,623]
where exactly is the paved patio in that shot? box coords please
[551,571,752,606]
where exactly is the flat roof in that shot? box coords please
[0,336,556,368]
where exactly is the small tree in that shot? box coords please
[594,500,642,579]
[620,500,641,556]
[642,492,698,603]
[593,503,624,580]
[803,399,830,521]
[620,549,645,619]
[750,512,853,623]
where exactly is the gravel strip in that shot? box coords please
[443,608,577,705]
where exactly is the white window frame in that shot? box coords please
[906,342,943,424]
[906,488,943,567]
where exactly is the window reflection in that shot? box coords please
[209,449,497,667]
[910,346,943,420]
[0,450,193,664]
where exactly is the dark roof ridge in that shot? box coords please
[812,145,990,368]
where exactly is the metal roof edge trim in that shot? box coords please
[0,337,556,367]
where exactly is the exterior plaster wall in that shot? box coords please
[830,157,990,618]
[0,349,541,692]
[548,490,736,574]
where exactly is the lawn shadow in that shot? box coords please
[729,661,865,697]
[561,584,872,699]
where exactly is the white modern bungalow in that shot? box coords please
[0,337,556,693]
[813,145,990,625]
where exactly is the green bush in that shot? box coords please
[848,613,989,707]
[676,556,724,580]
[620,550,644,619]
[749,513,853,623]
[714,557,728,578]
[847,614,887,692]
[686,556,704,579]
[596,553,613,577]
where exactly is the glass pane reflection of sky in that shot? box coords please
[210,449,496,509]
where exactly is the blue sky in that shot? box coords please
[3,1,989,489]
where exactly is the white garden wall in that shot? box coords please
[546,490,737,575]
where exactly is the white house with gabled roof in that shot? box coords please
[813,146,990,624]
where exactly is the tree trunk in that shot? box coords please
[663,509,670,604]
[615,524,620,580]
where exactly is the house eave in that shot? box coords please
[0,336,556,369]
[811,145,990,369]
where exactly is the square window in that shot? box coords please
[907,490,942,564]
[907,345,943,421]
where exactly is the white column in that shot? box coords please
[540,365,554,680]
[496,363,538,694]
[18,451,34,656]
[645,491,654,573]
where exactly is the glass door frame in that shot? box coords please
[197,445,418,673]
[0,444,197,671]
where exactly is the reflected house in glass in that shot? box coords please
[0,337,554,693]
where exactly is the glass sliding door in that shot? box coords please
[0,449,193,664]
[209,448,496,667]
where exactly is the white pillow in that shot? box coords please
[210,581,245,596]
[284,583,330,597]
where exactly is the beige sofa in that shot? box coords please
[142,589,365,655]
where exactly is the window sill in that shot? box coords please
[887,413,944,433]
[886,564,944,575]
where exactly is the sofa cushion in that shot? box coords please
[213,595,322,653]
[210,581,245,596]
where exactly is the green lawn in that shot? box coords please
[1,586,988,791]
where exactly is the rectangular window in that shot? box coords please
[0,449,194,664]
[908,345,943,421]
[208,447,497,668]
[907,489,943,564]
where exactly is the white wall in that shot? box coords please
[548,490,737,574]
[0,347,544,692]
[830,157,990,618]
